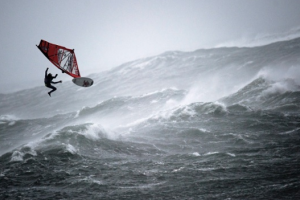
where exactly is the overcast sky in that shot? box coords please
[1,0,300,93]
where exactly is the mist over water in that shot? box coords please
[1,37,300,199]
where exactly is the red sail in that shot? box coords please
[37,40,81,78]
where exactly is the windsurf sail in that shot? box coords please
[37,40,81,78]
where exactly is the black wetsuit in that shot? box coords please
[45,68,60,96]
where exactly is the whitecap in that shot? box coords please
[204,151,219,156]
[79,123,107,140]
[192,152,201,156]
[172,167,184,172]
[150,100,158,104]
[226,152,236,157]
[0,115,18,121]
[8,121,15,126]
[75,176,104,185]
[197,167,216,171]
[10,151,24,162]
[65,144,77,154]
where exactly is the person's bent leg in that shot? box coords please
[47,85,57,96]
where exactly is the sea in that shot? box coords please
[1,37,300,200]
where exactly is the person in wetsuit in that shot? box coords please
[45,68,62,97]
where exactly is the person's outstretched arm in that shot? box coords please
[45,68,48,78]
[51,80,62,84]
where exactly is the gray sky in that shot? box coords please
[1,0,300,93]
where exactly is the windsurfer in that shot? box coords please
[44,68,62,97]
